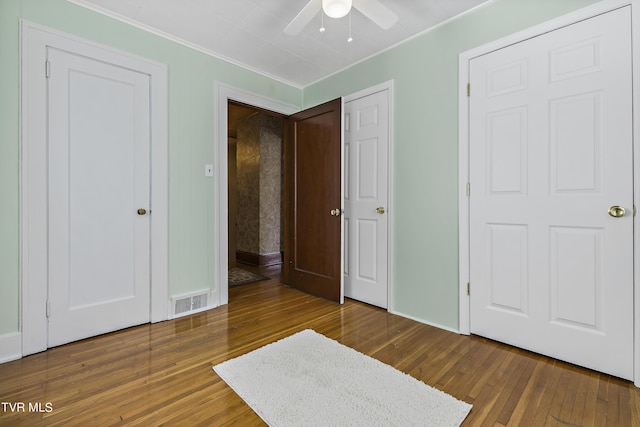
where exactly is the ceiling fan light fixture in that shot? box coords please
[322,0,352,19]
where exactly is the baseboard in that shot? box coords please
[388,310,461,335]
[236,251,283,267]
[0,332,22,364]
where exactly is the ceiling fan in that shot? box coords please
[284,0,399,35]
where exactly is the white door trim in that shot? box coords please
[458,0,640,386]
[20,21,169,356]
[343,80,395,312]
[213,83,299,306]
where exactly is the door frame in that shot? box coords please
[215,83,394,307]
[343,81,395,311]
[20,21,169,356]
[458,0,640,386]
[214,83,299,306]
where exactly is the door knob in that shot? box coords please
[608,205,626,218]
[137,208,147,215]
[330,209,341,216]
[376,206,385,214]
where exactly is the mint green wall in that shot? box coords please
[0,0,605,338]
[0,0,301,336]
[0,0,22,336]
[303,0,601,330]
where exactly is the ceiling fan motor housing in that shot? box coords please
[323,0,353,18]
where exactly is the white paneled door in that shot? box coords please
[469,7,633,380]
[47,47,151,347]
[344,90,389,308]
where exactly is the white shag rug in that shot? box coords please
[213,329,472,426]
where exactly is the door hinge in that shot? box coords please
[467,282,471,296]
[466,183,471,197]
[46,300,51,317]
[467,83,470,97]
[45,61,51,78]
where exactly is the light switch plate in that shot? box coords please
[205,164,213,177]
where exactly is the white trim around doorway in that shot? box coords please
[213,83,299,307]
[458,0,640,386]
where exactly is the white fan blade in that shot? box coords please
[353,0,398,30]
[284,0,322,35]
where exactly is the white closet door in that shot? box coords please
[469,7,633,380]
[47,47,151,347]
[344,90,389,308]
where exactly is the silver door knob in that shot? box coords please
[608,205,626,218]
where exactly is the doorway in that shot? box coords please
[215,84,299,306]
[217,86,344,304]
[227,101,285,275]
[216,83,392,308]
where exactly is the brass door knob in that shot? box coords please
[376,206,385,214]
[137,208,147,215]
[608,206,626,218]
[330,209,341,216]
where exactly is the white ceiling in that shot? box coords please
[69,0,492,88]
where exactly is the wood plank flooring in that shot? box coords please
[1,265,638,426]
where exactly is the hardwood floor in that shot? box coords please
[1,265,639,426]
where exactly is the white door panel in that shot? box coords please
[470,7,633,379]
[47,48,151,347]
[344,90,389,308]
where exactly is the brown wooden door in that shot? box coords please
[284,98,342,302]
